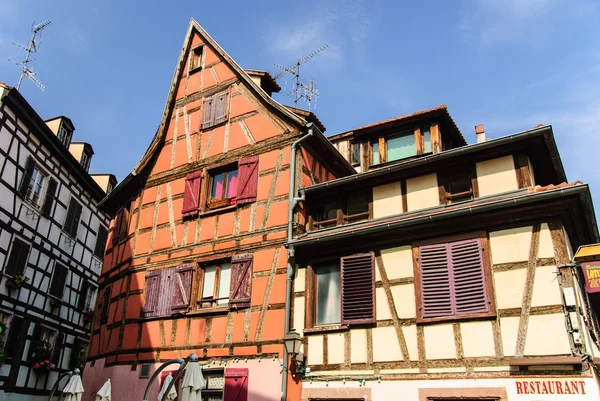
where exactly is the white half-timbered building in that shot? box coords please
[0,83,115,400]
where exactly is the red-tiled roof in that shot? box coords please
[528,181,583,193]
[244,69,281,93]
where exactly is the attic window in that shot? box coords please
[190,46,203,72]
[57,124,72,147]
[80,151,91,172]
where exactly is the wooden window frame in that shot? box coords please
[206,164,238,210]
[189,45,204,73]
[24,163,48,206]
[438,164,479,205]
[57,123,72,147]
[413,231,496,324]
[513,152,532,188]
[195,259,231,310]
[367,125,437,167]
[350,142,360,166]
[310,193,373,231]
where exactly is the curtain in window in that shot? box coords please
[316,265,341,325]
[387,133,416,161]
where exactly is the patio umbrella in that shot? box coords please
[62,373,84,401]
[96,378,111,401]
[158,373,178,401]
[180,361,205,401]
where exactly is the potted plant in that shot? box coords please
[30,339,52,365]
[83,307,94,322]
[5,274,29,290]
[32,359,55,373]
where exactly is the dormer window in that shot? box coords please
[80,151,90,172]
[57,124,72,147]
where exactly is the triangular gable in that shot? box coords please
[133,18,305,175]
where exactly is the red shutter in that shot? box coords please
[224,368,248,401]
[182,172,202,218]
[341,252,375,325]
[450,238,488,315]
[143,271,161,317]
[419,243,453,318]
[214,90,228,125]
[202,95,215,128]
[112,209,123,244]
[171,263,194,311]
[236,156,259,205]
[229,254,253,309]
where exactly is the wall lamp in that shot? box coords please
[284,329,305,378]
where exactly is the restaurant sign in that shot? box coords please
[516,380,586,395]
[581,261,600,293]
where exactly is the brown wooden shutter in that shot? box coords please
[143,271,161,317]
[202,94,215,128]
[236,156,259,205]
[112,209,124,244]
[214,90,228,125]
[341,252,375,325]
[69,337,82,369]
[78,280,89,311]
[5,315,27,387]
[94,226,108,258]
[5,238,30,276]
[171,263,194,312]
[419,243,453,318]
[49,263,69,298]
[182,172,202,218]
[224,368,248,401]
[64,199,82,238]
[155,268,175,317]
[229,254,253,309]
[41,178,58,216]
[18,156,34,197]
[450,238,488,315]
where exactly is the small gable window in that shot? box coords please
[57,124,72,147]
[190,46,203,72]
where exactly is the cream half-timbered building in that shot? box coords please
[0,83,114,400]
[290,115,600,401]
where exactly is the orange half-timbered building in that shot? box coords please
[81,20,354,401]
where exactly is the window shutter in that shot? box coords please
[214,91,228,125]
[64,200,82,238]
[18,156,34,197]
[69,337,81,369]
[224,368,248,401]
[49,263,69,298]
[41,178,58,216]
[94,226,108,258]
[182,172,202,217]
[51,332,65,365]
[229,254,253,309]
[171,263,194,312]
[450,238,489,315]
[419,243,453,318]
[78,280,89,311]
[341,252,375,325]
[112,209,123,244]
[143,271,161,317]
[5,238,30,276]
[202,95,215,128]
[236,156,259,205]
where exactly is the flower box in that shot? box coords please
[32,360,55,374]
[5,275,29,290]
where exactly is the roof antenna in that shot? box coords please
[273,44,328,111]
[9,20,51,91]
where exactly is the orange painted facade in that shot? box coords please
[82,20,353,401]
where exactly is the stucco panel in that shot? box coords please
[406,173,439,212]
[392,284,416,319]
[376,287,392,320]
[460,321,495,357]
[489,226,532,264]
[373,326,403,362]
[524,314,572,355]
[538,223,555,259]
[493,269,527,309]
[294,296,305,335]
[424,324,456,359]
[372,182,402,219]
[308,335,324,365]
[500,316,520,356]
[380,245,413,280]
[403,325,419,361]
[476,155,519,197]
[351,329,368,363]
[531,265,562,307]
[328,332,345,364]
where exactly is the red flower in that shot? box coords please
[34,363,39,369]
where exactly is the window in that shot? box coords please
[311,192,371,230]
[202,90,228,129]
[199,262,231,308]
[387,131,416,161]
[25,165,46,204]
[310,253,375,327]
[143,264,194,317]
[63,198,83,238]
[112,205,130,244]
[350,142,360,165]
[94,226,108,258]
[371,139,379,165]
[202,370,226,401]
[49,263,69,299]
[209,166,238,208]
[190,46,203,71]
[78,280,97,311]
[4,238,30,277]
[69,338,88,370]
[417,236,493,321]
[80,151,90,172]
[200,156,258,211]
[57,124,72,147]
[423,128,431,153]
[440,167,476,204]
[18,156,58,214]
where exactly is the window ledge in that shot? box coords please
[417,311,496,325]
[189,306,230,316]
[189,66,202,74]
[198,204,237,218]
[304,324,349,334]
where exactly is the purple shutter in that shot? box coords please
[419,243,453,318]
[229,254,253,309]
[341,252,375,325]
[182,172,202,217]
[236,156,259,205]
[214,91,228,125]
[155,268,175,316]
[450,238,488,315]
[202,95,215,128]
[171,263,194,311]
[143,271,161,317]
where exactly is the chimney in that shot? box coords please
[475,125,486,144]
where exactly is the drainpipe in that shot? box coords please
[281,124,313,401]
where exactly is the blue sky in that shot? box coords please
[1,0,599,211]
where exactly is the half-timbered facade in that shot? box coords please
[0,83,113,400]
[291,115,600,401]
[82,20,353,401]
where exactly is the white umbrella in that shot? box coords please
[62,373,84,401]
[96,378,111,401]
[180,362,205,401]
[158,373,178,401]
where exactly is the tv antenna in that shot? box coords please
[273,44,328,110]
[9,20,51,91]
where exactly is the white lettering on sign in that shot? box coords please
[515,380,586,395]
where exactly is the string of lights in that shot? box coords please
[306,375,382,386]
